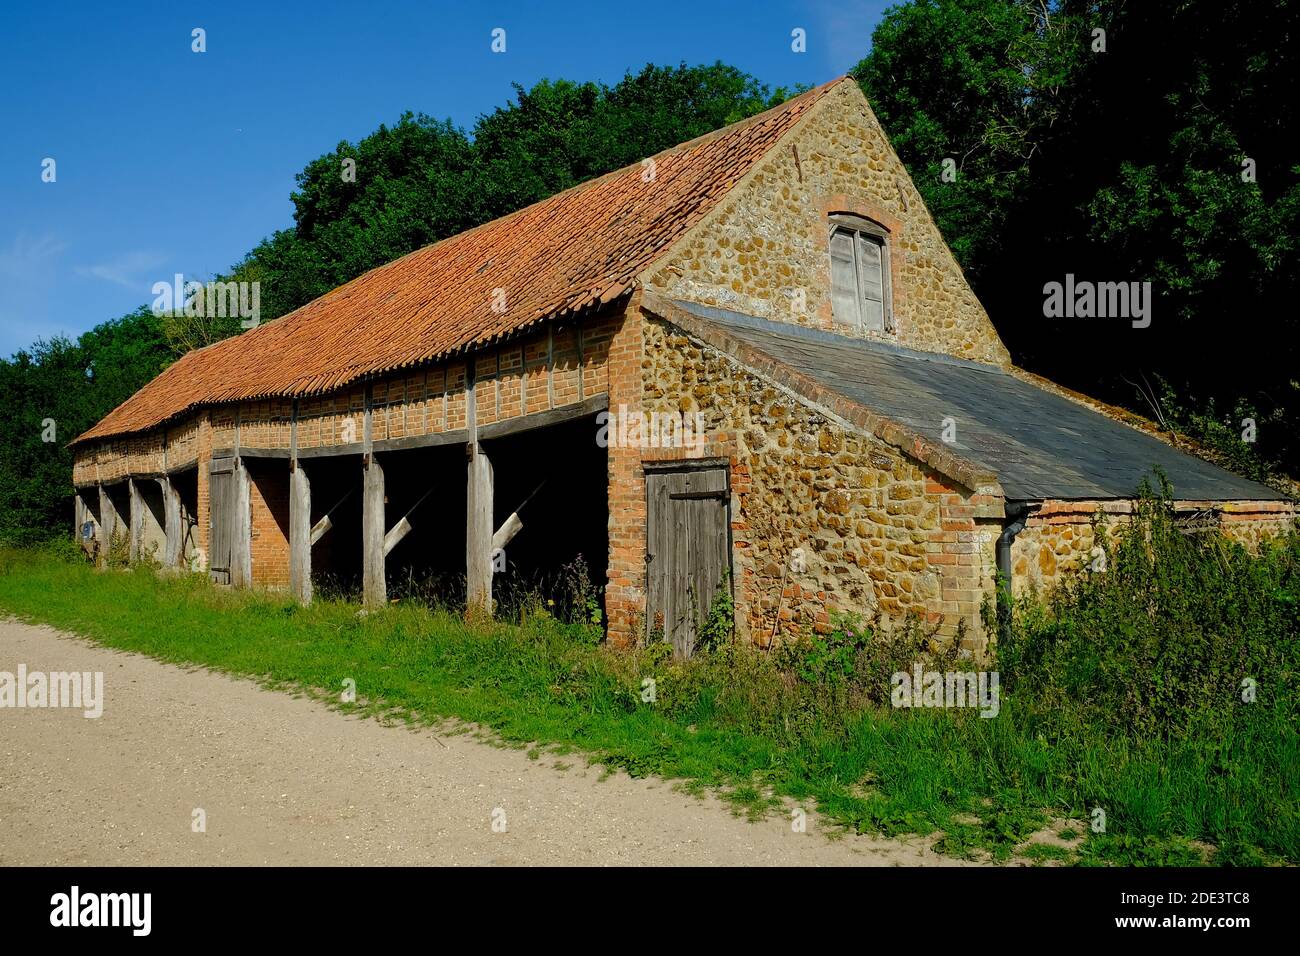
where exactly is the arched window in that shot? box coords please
[828,213,892,332]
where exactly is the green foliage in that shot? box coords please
[854,0,1070,283]
[856,0,1300,477]
[103,530,130,570]
[0,62,789,545]
[557,556,604,632]
[1152,380,1284,487]
[693,571,735,654]
[1,515,1297,864]
[232,62,797,327]
[789,615,873,685]
[0,307,172,545]
[776,611,959,698]
[1000,479,1299,739]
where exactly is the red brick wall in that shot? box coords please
[248,461,290,588]
[604,298,648,646]
[925,473,1001,653]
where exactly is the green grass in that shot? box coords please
[1,534,1295,866]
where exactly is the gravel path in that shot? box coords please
[0,618,975,866]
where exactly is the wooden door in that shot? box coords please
[646,464,730,657]
[209,456,234,584]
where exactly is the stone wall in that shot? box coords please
[642,81,1010,367]
[635,312,998,652]
[1011,499,1297,598]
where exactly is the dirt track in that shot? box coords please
[0,618,976,866]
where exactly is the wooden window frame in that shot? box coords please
[828,213,893,333]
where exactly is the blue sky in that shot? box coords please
[0,1,888,357]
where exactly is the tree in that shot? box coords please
[231,62,797,327]
[1,62,793,540]
[0,308,172,544]
[855,0,1300,477]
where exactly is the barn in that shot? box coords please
[70,77,1295,656]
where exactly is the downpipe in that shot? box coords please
[995,501,1035,648]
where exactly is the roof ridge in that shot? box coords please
[227,77,849,346]
[73,76,848,445]
[666,298,1008,374]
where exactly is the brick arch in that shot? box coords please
[817,194,903,236]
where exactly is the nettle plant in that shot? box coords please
[773,609,960,700]
[693,571,735,655]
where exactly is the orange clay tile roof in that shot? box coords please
[73,78,847,445]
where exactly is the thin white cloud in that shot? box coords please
[0,232,71,354]
[74,250,167,290]
[0,232,68,279]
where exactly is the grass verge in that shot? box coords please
[1,511,1295,866]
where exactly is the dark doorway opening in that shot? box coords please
[137,480,167,561]
[171,468,199,567]
[484,415,608,624]
[303,454,364,597]
[103,482,130,552]
[382,443,468,606]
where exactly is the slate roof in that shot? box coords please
[74,78,848,446]
[671,300,1285,502]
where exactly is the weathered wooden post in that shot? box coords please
[160,477,182,568]
[229,458,252,587]
[362,453,386,606]
[466,441,494,611]
[361,383,386,608]
[97,484,113,562]
[289,460,312,604]
[128,478,143,563]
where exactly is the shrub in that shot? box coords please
[1001,480,1299,740]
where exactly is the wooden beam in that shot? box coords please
[160,476,182,568]
[97,484,113,562]
[490,479,545,553]
[477,394,608,441]
[128,478,142,563]
[383,516,412,557]
[380,486,436,559]
[289,397,312,603]
[225,446,291,459]
[491,512,522,553]
[309,514,332,547]
[229,458,252,588]
[465,361,493,611]
[576,321,584,400]
[210,396,606,463]
[308,485,357,546]
[373,429,470,454]
[295,442,366,459]
[207,387,605,481]
[546,326,555,409]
